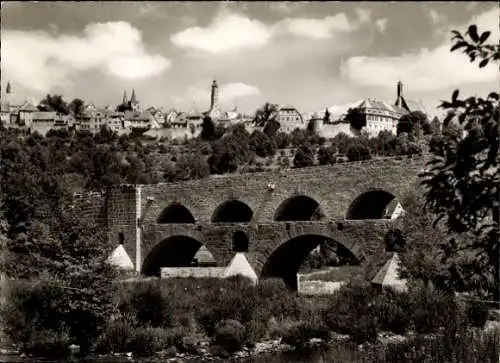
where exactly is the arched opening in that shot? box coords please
[141,235,216,276]
[232,231,249,252]
[346,190,397,220]
[157,204,195,223]
[274,195,324,221]
[211,200,253,223]
[260,235,360,290]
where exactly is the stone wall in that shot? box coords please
[161,267,225,279]
[298,280,345,295]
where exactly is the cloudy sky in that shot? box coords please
[1,2,498,116]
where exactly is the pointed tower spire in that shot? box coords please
[122,90,127,104]
[6,81,11,94]
[130,89,137,103]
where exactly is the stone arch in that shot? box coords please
[346,189,399,220]
[211,200,253,223]
[141,235,216,276]
[260,234,361,289]
[232,231,249,252]
[274,195,325,221]
[158,203,196,224]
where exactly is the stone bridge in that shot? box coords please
[99,154,429,287]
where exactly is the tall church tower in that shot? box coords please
[395,80,404,107]
[130,89,140,111]
[122,90,128,105]
[210,80,219,110]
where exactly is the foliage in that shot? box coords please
[397,111,431,137]
[345,107,366,131]
[174,152,210,181]
[68,98,84,117]
[323,108,331,123]
[37,94,70,115]
[420,23,500,300]
[346,141,372,162]
[293,143,315,168]
[201,116,217,141]
[214,319,246,353]
[254,102,280,136]
[324,280,379,343]
[374,287,412,335]
[408,283,459,334]
[249,130,277,158]
[465,299,489,328]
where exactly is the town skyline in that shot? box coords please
[1,2,498,117]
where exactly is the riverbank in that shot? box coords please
[2,276,499,362]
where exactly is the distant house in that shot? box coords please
[276,104,305,133]
[124,111,151,131]
[31,111,57,135]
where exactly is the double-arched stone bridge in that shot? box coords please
[96,154,429,287]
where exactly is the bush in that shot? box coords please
[127,326,170,357]
[214,319,246,353]
[1,279,67,347]
[409,284,458,334]
[374,288,412,334]
[94,318,135,354]
[324,280,379,343]
[465,299,489,328]
[119,281,173,328]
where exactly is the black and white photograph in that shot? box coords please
[0,1,498,362]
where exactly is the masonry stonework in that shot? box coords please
[97,154,429,279]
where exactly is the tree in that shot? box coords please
[254,103,281,137]
[431,116,442,135]
[345,107,366,131]
[249,130,277,158]
[293,143,315,168]
[201,116,216,141]
[38,94,70,115]
[397,111,431,137]
[396,192,450,288]
[421,24,499,301]
[317,145,337,165]
[174,152,210,181]
[346,142,371,162]
[68,98,84,117]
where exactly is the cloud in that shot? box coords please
[429,9,446,25]
[272,13,353,39]
[171,9,373,53]
[339,8,499,92]
[375,18,388,34]
[184,81,260,105]
[1,21,172,94]
[171,12,272,54]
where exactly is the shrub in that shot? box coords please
[324,280,379,343]
[409,284,458,334]
[374,288,412,334]
[127,326,171,357]
[119,281,173,328]
[465,299,489,328]
[214,319,246,353]
[1,279,67,346]
[94,318,135,354]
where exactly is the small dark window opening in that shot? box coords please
[337,222,344,231]
[119,232,125,245]
[232,231,249,252]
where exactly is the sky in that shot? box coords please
[1,1,498,117]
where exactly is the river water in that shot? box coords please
[0,346,359,363]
